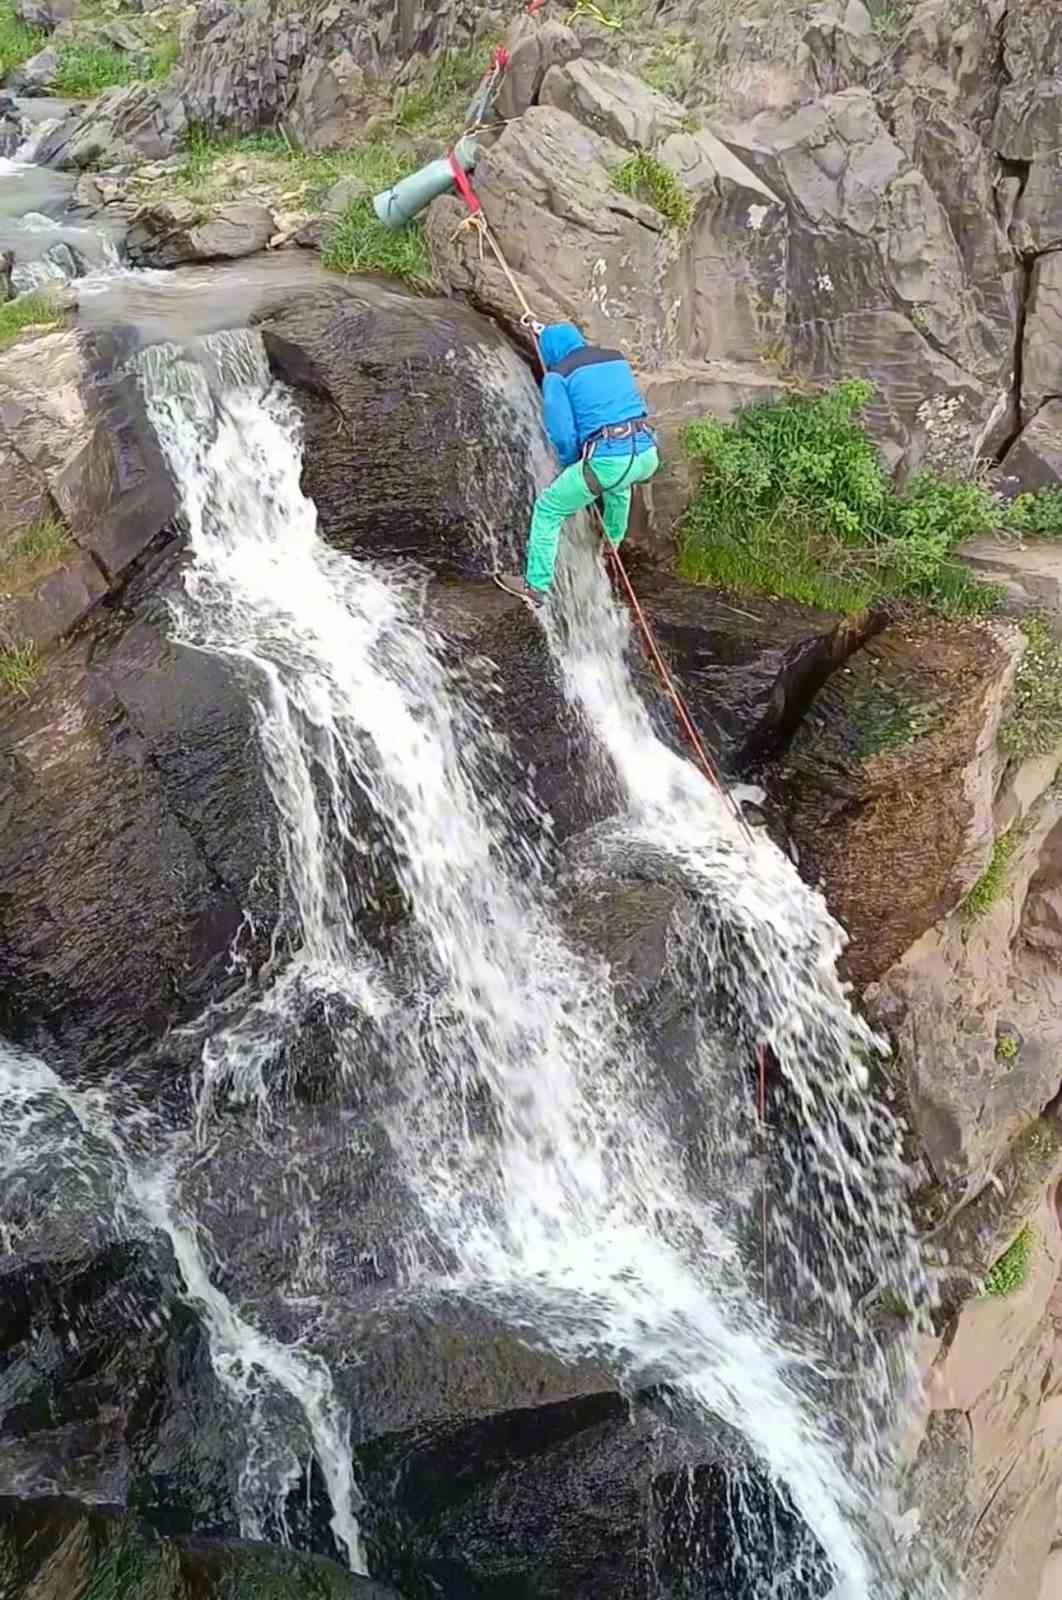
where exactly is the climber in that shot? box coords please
[495,322,659,609]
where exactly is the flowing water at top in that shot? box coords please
[117,328,930,1597]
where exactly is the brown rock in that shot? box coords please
[494,13,582,122]
[539,57,689,149]
[126,197,275,267]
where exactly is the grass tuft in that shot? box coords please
[0,0,41,77]
[999,616,1062,761]
[51,40,135,96]
[962,829,1020,923]
[678,381,1004,616]
[0,642,40,694]
[981,1224,1034,1298]
[0,292,60,350]
[614,149,691,230]
[321,198,434,287]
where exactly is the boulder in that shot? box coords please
[288,49,392,151]
[14,0,74,26]
[1022,250,1062,424]
[126,197,275,267]
[36,83,187,169]
[494,13,582,122]
[723,89,1013,469]
[998,400,1062,493]
[426,105,677,355]
[8,44,60,94]
[959,540,1062,615]
[774,614,1017,991]
[539,57,689,149]
[993,1,1062,255]
[255,289,542,573]
[0,326,176,581]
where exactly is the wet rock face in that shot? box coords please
[0,546,283,1079]
[0,1496,397,1598]
[257,290,542,573]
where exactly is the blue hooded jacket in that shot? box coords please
[538,323,653,469]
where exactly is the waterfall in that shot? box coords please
[120,328,930,1597]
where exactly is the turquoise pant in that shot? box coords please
[525,446,661,593]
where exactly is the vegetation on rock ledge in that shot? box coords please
[962,829,1020,923]
[0,643,41,695]
[679,381,1000,614]
[679,381,1062,616]
[981,1224,1034,1298]
[614,150,692,231]
[999,617,1062,761]
[0,292,59,350]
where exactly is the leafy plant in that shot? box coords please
[678,381,1002,615]
[981,1224,1034,1298]
[0,0,41,77]
[147,31,179,82]
[962,829,1019,923]
[998,616,1062,760]
[0,291,59,350]
[1004,487,1062,540]
[51,41,135,96]
[614,149,691,230]
[0,642,41,694]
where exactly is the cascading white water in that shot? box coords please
[0,1038,366,1573]
[130,328,931,1597]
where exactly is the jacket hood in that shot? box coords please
[539,322,585,368]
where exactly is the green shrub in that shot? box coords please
[614,149,691,230]
[0,0,41,77]
[962,829,1019,922]
[0,643,40,694]
[51,41,135,96]
[678,381,1002,615]
[1004,487,1062,540]
[999,616,1062,760]
[981,1224,1034,1298]
[0,292,59,350]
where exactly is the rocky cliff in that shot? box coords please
[1,0,1062,1596]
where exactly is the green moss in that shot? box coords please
[51,41,136,95]
[0,0,41,77]
[678,382,1004,616]
[0,642,41,694]
[0,292,59,350]
[998,616,1062,761]
[981,1224,1034,1298]
[614,149,691,230]
[962,829,1020,923]
[850,682,938,757]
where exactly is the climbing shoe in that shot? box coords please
[493,573,548,611]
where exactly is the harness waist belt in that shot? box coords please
[583,420,653,446]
